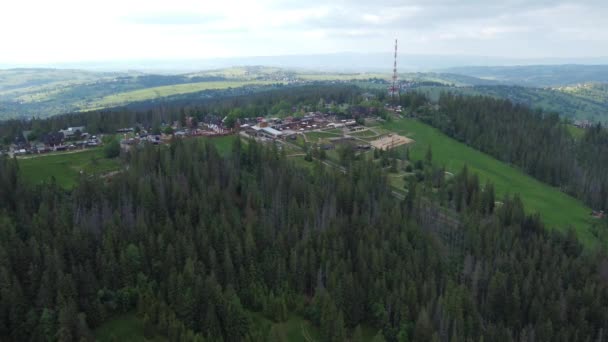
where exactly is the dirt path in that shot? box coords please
[16,147,97,160]
[100,170,122,179]
[300,322,316,342]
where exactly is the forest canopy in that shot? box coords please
[0,136,607,341]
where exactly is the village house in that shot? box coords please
[574,120,593,129]
[59,126,86,140]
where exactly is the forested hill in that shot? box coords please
[440,65,608,87]
[415,84,608,124]
[3,66,608,125]
[415,92,608,213]
[1,137,608,341]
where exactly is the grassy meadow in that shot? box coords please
[381,118,599,248]
[201,135,238,155]
[565,124,586,139]
[18,148,120,189]
[298,73,388,81]
[88,80,277,109]
[17,136,237,189]
[305,131,341,142]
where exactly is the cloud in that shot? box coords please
[0,0,606,64]
[124,12,224,25]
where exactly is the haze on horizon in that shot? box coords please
[1,0,607,66]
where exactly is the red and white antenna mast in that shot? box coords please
[389,39,399,100]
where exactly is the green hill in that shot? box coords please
[381,118,599,248]
[2,66,607,123]
[0,67,495,119]
[441,65,608,87]
[415,85,608,123]
[557,83,608,104]
[85,80,278,110]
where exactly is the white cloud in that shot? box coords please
[0,0,606,64]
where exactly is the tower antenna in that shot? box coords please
[389,39,399,100]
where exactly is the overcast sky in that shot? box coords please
[1,0,607,64]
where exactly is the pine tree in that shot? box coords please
[413,308,433,342]
[352,325,364,342]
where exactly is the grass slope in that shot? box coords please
[557,83,608,107]
[18,148,119,189]
[87,81,276,109]
[565,124,585,140]
[381,118,598,248]
[305,131,341,142]
[0,68,120,94]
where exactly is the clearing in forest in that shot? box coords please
[18,148,120,189]
[381,118,599,248]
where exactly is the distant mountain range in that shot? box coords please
[4,53,608,73]
[440,65,608,87]
[1,65,607,123]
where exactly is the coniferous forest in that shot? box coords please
[1,133,608,341]
[2,0,608,340]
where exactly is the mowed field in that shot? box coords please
[381,118,598,248]
[298,73,388,81]
[87,80,277,109]
[18,148,120,188]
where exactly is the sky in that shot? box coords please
[1,0,607,64]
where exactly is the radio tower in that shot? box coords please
[389,39,399,100]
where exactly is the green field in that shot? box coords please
[322,128,344,135]
[88,81,277,109]
[18,148,120,188]
[201,135,237,156]
[17,136,237,189]
[381,118,598,248]
[305,131,340,142]
[190,66,287,79]
[94,313,165,342]
[565,124,586,139]
[349,129,379,138]
[298,73,388,81]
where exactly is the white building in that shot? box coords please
[261,127,283,138]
